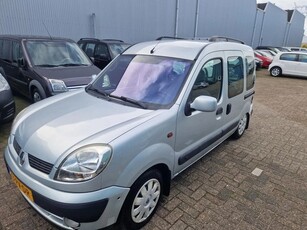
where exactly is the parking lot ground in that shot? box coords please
[1,69,307,230]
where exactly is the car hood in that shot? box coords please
[13,91,158,164]
[33,65,100,87]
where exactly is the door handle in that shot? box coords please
[216,107,223,115]
[226,103,232,115]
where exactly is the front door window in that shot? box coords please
[189,58,223,102]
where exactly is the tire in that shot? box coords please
[232,113,248,139]
[120,170,163,230]
[270,67,282,77]
[32,87,45,103]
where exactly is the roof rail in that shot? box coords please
[102,39,124,42]
[156,36,185,40]
[208,36,245,44]
[80,38,100,41]
[80,38,124,42]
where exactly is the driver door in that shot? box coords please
[174,51,227,174]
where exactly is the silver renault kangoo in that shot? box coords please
[5,37,255,230]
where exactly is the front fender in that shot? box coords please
[29,79,47,98]
[114,143,174,188]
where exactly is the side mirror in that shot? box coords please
[17,58,25,68]
[185,96,217,116]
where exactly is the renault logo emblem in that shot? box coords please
[19,151,25,166]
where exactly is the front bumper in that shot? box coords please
[4,146,130,229]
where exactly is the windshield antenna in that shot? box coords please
[42,21,53,40]
[150,40,161,54]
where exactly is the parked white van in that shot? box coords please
[5,37,255,230]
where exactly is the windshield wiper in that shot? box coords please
[57,63,89,67]
[35,64,58,67]
[109,94,147,109]
[86,87,109,97]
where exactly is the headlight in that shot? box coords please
[49,79,68,93]
[0,73,10,91]
[56,145,112,182]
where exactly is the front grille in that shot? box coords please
[28,154,54,174]
[1,101,15,120]
[13,138,54,174]
[13,138,21,155]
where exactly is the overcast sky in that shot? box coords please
[256,0,307,36]
[257,0,307,9]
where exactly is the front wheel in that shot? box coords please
[270,67,282,77]
[32,87,45,103]
[232,113,247,139]
[120,170,163,230]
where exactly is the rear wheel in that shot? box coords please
[270,67,282,77]
[232,113,247,139]
[120,170,163,230]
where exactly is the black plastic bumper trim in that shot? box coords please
[244,90,255,100]
[178,120,239,165]
[33,190,108,223]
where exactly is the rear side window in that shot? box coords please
[228,56,244,98]
[299,54,307,63]
[280,53,297,61]
[246,56,255,90]
[78,42,84,48]
[12,41,22,64]
[0,39,11,62]
[84,43,95,57]
[95,44,109,57]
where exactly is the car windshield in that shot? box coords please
[108,43,130,58]
[257,51,272,57]
[88,55,193,109]
[25,40,92,67]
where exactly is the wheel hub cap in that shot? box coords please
[131,179,161,223]
[238,115,247,135]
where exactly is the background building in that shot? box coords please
[0,0,305,47]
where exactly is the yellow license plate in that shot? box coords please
[10,173,34,202]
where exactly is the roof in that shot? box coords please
[124,39,252,61]
[0,34,74,42]
[78,38,128,44]
[275,51,307,56]
[124,40,209,60]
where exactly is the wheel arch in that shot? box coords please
[29,80,46,98]
[113,143,174,197]
[144,163,171,196]
[270,66,282,76]
[245,112,250,130]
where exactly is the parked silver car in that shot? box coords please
[5,38,255,229]
[0,72,15,123]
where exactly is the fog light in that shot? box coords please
[64,217,80,229]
